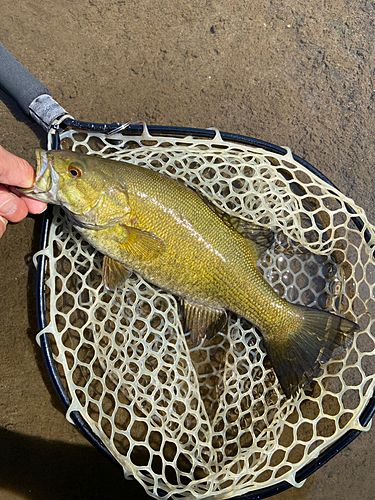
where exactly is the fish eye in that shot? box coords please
[68,163,83,178]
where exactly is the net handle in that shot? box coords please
[0,43,69,131]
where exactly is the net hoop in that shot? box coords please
[34,120,375,500]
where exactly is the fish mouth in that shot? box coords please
[19,148,59,203]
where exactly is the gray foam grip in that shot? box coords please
[0,43,51,115]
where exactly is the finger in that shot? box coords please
[9,187,48,214]
[0,145,36,188]
[0,216,7,238]
[0,190,28,223]
[22,196,47,214]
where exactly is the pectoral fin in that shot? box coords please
[117,225,166,261]
[182,300,227,345]
[103,256,132,291]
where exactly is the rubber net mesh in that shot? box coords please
[35,124,375,499]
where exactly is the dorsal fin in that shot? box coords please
[197,191,274,257]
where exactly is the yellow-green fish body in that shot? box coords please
[79,164,281,327]
[23,149,358,397]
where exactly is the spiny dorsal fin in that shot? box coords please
[182,300,227,345]
[103,256,132,291]
[197,192,274,257]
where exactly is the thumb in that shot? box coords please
[0,146,35,188]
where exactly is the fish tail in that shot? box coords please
[264,306,358,398]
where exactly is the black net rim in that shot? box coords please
[36,121,375,500]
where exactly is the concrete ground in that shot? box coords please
[1,1,375,499]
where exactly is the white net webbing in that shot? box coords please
[35,124,375,499]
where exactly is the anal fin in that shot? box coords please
[182,300,227,345]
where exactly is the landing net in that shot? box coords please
[35,123,375,499]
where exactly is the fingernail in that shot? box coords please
[0,198,17,215]
[36,205,48,214]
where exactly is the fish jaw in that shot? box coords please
[19,148,60,203]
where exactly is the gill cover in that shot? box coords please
[37,150,131,227]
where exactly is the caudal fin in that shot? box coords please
[265,307,358,398]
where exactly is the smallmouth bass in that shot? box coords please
[22,149,358,398]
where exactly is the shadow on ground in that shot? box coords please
[0,428,149,500]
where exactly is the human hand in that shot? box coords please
[0,145,47,238]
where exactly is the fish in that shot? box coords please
[21,148,358,398]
